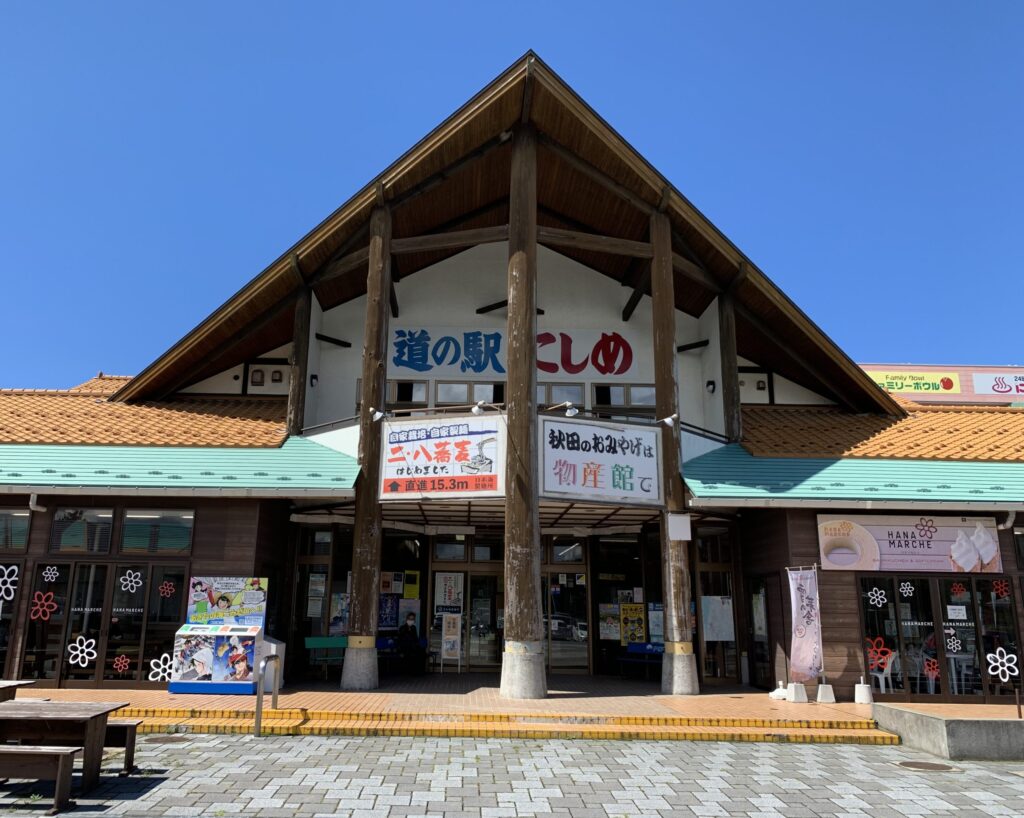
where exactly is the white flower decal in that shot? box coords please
[867,587,887,608]
[41,566,59,583]
[987,647,1020,684]
[0,565,18,602]
[899,582,914,598]
[148,652,173,682]
[946,636,962,654]
[66,635,98,668]
[119,570,143,593]
[0,565,17,619]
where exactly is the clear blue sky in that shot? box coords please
[2,2,1021,388]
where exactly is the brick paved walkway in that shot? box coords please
[1,734,1022,817]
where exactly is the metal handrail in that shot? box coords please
[253,654,281,737]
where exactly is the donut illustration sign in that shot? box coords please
[817,515,1002,573]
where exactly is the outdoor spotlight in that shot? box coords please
[564,403,579,417]
[705,380,716,393]
[658,413,678,427]
[369,407,385,422]
[471,400,486,416]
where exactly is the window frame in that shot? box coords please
[119,509,196,557]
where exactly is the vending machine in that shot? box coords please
[169,576,283,694]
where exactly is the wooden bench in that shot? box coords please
[10,718,141,778]
[0,745,80,814]
[105,719,142,776]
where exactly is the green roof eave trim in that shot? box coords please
[684,444,1024,510]
[0,437,358,498]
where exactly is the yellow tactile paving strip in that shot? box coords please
[16,683,895,745]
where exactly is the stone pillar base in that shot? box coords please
[340,644,378,691]
[662,643,700,695]
[499,641,547,699]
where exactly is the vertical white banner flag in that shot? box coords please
[787,568,823,683]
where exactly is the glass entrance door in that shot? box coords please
[467,574,502,668]
[749,577,772,689]
[545,572,588,670]
[61,563,110,685]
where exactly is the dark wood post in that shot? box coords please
[718,289,741,442]
[286,286,312,436]
[651,210,700,695]
[499,125,546,699]
[340,205,391,691]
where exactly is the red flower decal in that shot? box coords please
[924,657,940,681]
[29,590,58,621]
[158,581,176,599]
[112,655,131,674]
[993,579,1010,599]
[950,582,966,597]
[865,636,893,671]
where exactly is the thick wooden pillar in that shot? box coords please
[499,125,546,699]
[340,205,391,691]
[650,211,700,695]
[718,289,741,442]
[286,286,312,436]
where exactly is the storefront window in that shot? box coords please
[472,532,503,562]
[22,563,71,679]
[50,508,113,554]
[105,564,147,680]
[895,577,942,695]
[0,510,30,550]
[976,577,1021,696]
[120,510,193,554]
[434,537,466,561]
[938,578,984,697]
[860,577,903,693]
[0,562,21,672]
[61,563,109,683]
[551,537,584,563]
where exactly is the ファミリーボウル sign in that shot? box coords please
[864,370,961,394]
[379,415,505,500]
[817,515,1002,573]
[539,416,662,506]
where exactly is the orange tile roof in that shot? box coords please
[742,404,1024,462]
[0,391,286,447]
[68,374,134,395]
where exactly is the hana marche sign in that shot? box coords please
[818,514,1002,573]
[864,370,961,394]
[380,415,505,500]
[539,416,662,506]
[390,326,638,380]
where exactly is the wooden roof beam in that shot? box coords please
[621,259,652,322]
[537,226,652,258]
[391,224,509,255]
[537,132,656,216]
[736,303,854,411]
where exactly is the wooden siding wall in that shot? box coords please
[253,500,293,640]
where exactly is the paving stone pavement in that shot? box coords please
[2,734,1024,817]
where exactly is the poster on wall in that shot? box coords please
[434,572,464,615]
[700,596,735,642]
[329,593,350,635]
[403,570,420,599]
[598,604,620,640]
[620,603,646,645]
[648,603,664,644]
[186,577,268,626]
[379,416,505,500]
[539,416,662,506]
[817,515,1002,573]
[378,594,400,629]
